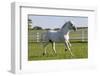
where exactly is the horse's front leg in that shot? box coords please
[68,40,71,47]
[65,40,71,51]
[52,42,57,54]
[65,40,74,57]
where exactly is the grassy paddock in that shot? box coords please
[28,41,88,61]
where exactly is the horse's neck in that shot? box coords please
[60,28,70,35]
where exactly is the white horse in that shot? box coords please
[42,21,77,56]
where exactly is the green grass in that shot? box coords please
[28,41,88,61]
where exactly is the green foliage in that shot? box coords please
[33,26,43,30]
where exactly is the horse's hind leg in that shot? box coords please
[43,42,49,55]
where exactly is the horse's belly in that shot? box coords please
[49,34,58,41]
[59,35,65,42]
[47,32,58,41]
[46,31,68,42]
[48,33,64,42]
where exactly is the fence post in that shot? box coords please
[36,32,40,42]
[82,28,85,42]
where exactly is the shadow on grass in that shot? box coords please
[70,41,88,43]
[28,53,81,61]
[28,40,88,44]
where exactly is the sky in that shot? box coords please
[28,15,88,29]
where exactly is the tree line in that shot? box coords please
[28,19,60,30]
[29,26,60,30]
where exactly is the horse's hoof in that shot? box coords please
[43,53,45,56]
[65,49,67,51]
[55,53,57,56]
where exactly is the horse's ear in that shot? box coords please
[68,21,71,23]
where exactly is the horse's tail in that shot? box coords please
[40,31,49,47]
[40,32,46,48]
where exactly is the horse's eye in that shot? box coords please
[71,24,73,26]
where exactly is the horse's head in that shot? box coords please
[66,21,77,31]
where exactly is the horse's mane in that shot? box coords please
[61,22,67,29]
[61,21,71,29]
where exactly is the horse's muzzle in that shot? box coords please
[73,26,77,31]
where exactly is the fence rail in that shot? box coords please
[28,28,88,42]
